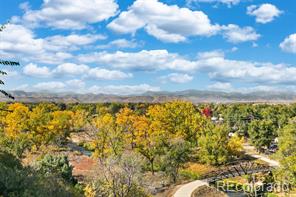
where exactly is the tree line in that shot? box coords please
[0,101,295,196]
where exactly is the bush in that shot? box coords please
[0,150,81,197]
[91,153,149,197]
[35,154,75,184]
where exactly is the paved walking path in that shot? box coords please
[173,180,208,197]
[243,143,280,167]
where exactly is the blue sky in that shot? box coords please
[1,0,296,95]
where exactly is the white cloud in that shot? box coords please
[53,63,89,75]
[17,81,159,95]
[196,51,296,84]
[78,49,296,85]
[187,0,240,7]
[145,25,187,43]
[247,4,282,24]
[53,63,132,80]
[22,62,132,80]
[208,82,233,91]
[108,0,259,43]
[88,68,132,80]
[66,79,85,89]
[78,50,198,71]
[241,85,283,93]
[14,84,29,91]
[97,39,140,49]
[222,24,260,43]
[161,73,193,83]
[89,84,160,95]
[0,24,103,64]
[21,0,119,29]
[33,81,66,91]
[197,50,225,59]
[230,47,238,52]
[280,34,296,54]
[108,0,220,43]
[23,63,52,77]
[44,34,106,51]
[19,2,30,12]
[0,24,43,56]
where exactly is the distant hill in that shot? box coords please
[0,90,295,103]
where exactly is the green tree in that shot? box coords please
[161,139,191,182]
[198,124,231,165]
[276,118,296,186]
[248,119,275,151]
[0,150,81,197]
[35,154,75,184]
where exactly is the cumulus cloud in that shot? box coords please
[44,34,106,51]
[77,49,296,84]
[222,25,260,43]
[18,81,160,95]
[108,0,220,43]
[108,0,259,43]
[23,63,52,77]
[161,73,193,83]
[33,81,66,91]
[78,50,198,71]
[53,63,90,75]
[280,34,296,54]
[0,24,104,64]
[0,24,43,57]
[247,4,282,24]
[21,0,119,29]
[145,25,187,43]
[66,79,85,89]
[22,62,131,80]
[196,51,296,84]
[78,49,296,85]
[89,84,160,95]
[97,39,140,49]
[187,0,241,7]
[88,68,132,80]
[208,82,233,91]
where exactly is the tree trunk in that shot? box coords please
[151,159,154,175]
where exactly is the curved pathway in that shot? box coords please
[173,180,208,197]
[173,143,280,197]
[243,143,280,167]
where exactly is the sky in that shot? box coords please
[1,0,296,95]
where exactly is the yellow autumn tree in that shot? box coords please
[0,102,8,131]
[71,109,89,131]
[28,104,53,146]
[47,111,74,144]
[133,114,165,174]
[227,133,244,157]
[4,103,30,137]
[92,113,123,158]
[84,184,96,197]
[147,101,206,144]
[116,107,137,149]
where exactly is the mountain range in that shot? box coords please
[0,90,295,103]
